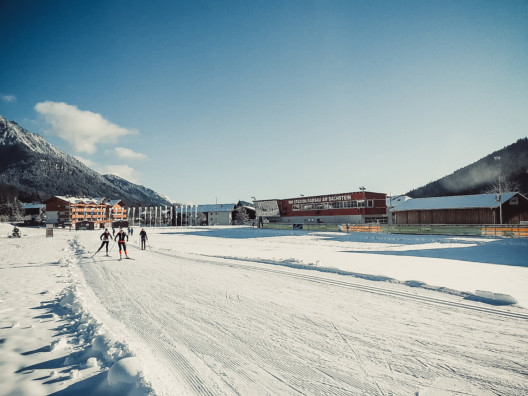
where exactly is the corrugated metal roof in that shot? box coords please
[392,193,518,212]
[22,203,45,209]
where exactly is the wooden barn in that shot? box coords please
[392,193,528,225]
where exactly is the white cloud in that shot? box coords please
[112,147,147,160]
[103,165,140,184]
[34,101,138,154]
[75,155,97,168]
[1,95,16,103]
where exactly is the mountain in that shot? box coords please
[0,115,171,208]
[102,174,172,207]
[408,138,528,198]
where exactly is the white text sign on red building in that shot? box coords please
[288,194,352,205]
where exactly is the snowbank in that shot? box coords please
[0,224,153,395]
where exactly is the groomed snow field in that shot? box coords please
[1,223,528,395]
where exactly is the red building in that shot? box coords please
[255,191,387,225]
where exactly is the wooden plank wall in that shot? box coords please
[395,209,496,225]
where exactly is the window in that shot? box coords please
[367,199,374,208]
[365,216,388,224]
[510,197,519,205]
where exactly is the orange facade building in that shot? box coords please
[45,196,127,228]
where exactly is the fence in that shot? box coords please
[261,222,528,238]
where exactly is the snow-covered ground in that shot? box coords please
[1,223,528,395]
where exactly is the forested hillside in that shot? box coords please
[408,138,528,198]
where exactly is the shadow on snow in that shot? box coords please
[340,240,528,268]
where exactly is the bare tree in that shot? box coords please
[485,177,520,194]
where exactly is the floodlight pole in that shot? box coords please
[494,156,503,224]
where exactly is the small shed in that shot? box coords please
[392,193,528,225]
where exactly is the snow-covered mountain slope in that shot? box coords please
[0,115,170,206]
[103,174,171,207]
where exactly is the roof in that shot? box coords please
[392,193,519,212]
[49,196,107,205]
[386,195,412,208]
[176,203,236,213]
[22,203,45,209]
[105,199,125,207]
[237,200,255,208]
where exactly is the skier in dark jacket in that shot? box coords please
[96,228,112,255]
[139,228,148,250]
[114,229,129,259]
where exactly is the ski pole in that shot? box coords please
[92,241,102,256]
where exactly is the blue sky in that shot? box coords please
[1,0,527,204]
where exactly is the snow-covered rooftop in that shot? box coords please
[386,195,412,208]
[105,199,124,207]
[392,193,518,212]
[52,196,107,205]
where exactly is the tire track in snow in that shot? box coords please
[123,246,384,395]
[85,248,323,395]
[84,252,217,396]
[127,248,403,395]
[76,241,528,395]
[162,251,528,321]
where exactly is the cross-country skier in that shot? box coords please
[115,228,129,259]
[139,228,148,250]
[96,228,112,255]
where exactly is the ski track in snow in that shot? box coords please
[70,228,528,396]
[2,225,528,395]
